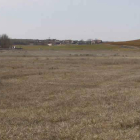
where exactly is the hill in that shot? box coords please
[108,39,140,47]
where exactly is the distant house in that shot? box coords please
[55,40,61,45]
[48,43,52,46]
[91,40,96,44]
[63,40,72,45]
[95,40,102,44]
[72,40,79,45]
[78,40,85,45]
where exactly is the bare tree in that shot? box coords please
[0,34,11,48]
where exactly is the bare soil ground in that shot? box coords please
[1,50,140,140]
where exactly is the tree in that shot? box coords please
[0,34,11,48]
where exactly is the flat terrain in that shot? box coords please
[1,47,140,140]
[17,44,121,50]
[16,44,140,51]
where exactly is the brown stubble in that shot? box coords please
[1,53,140,140]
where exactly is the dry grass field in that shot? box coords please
[1,49,140,140]
[108,39,140,47]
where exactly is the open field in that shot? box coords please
[17,44,121,50]
[1,48,140,140]
[108,39,140,47]
[16,44,138,51]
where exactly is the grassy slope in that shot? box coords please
[16,44,122,51]
[109,39,140,47]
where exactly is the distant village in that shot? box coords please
[11,39,103,46]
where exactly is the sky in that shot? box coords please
[0,0,140,41]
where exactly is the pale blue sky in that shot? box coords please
[0,0,140,41]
